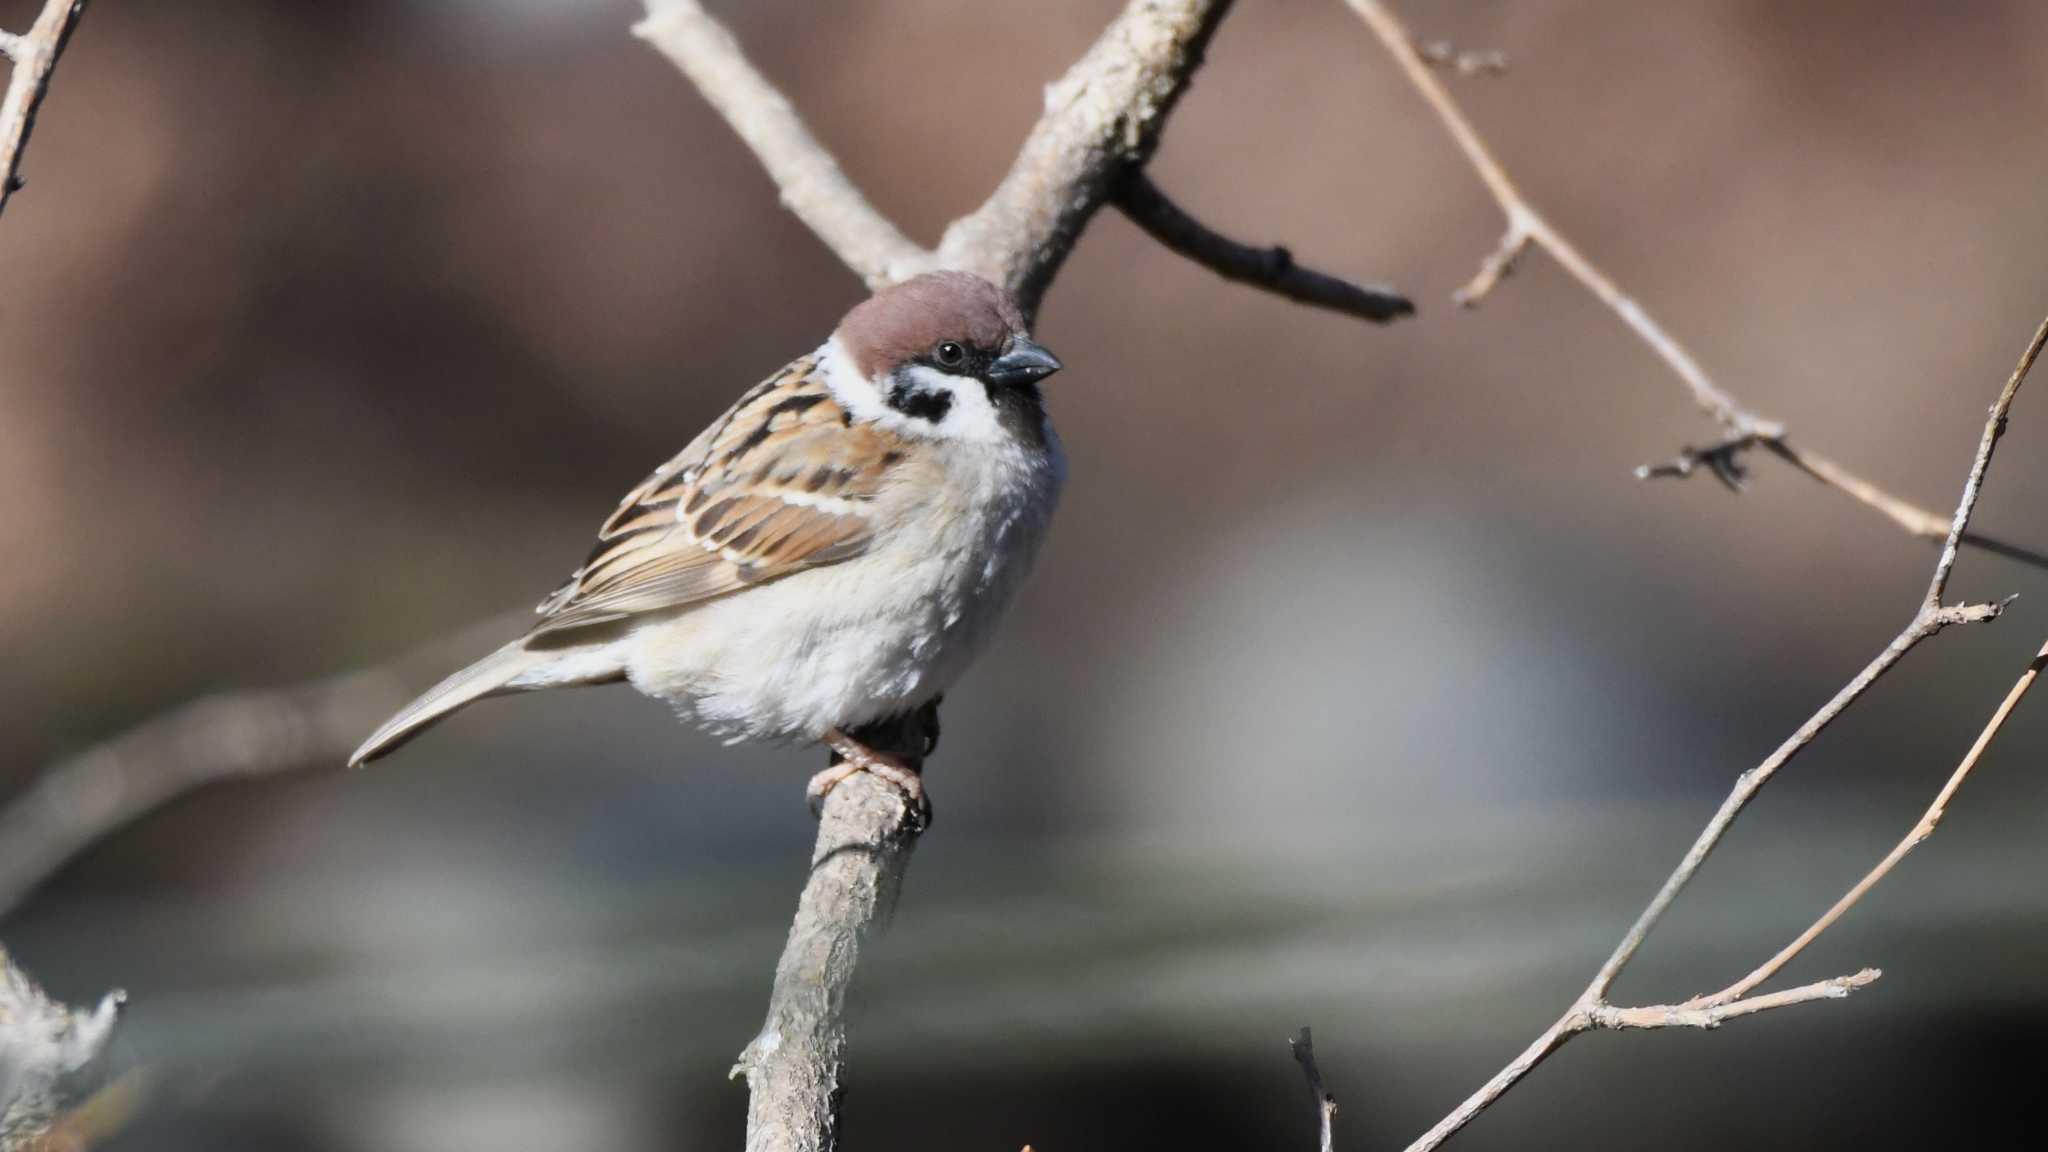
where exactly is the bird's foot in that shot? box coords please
[813,727,930,826]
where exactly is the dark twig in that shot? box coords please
[1289,1028,1337,1152]
[1115,171,1413,323]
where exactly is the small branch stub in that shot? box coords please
[1290,1027,1337,1152]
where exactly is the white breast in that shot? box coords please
[619,423,1065,742]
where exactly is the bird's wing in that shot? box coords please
[531,353,911,636]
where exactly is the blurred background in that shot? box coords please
[5,0,2048,1148]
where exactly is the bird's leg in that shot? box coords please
[814,724,929,822]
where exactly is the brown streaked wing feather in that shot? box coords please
[531,354,908,635]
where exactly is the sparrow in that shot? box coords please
[348,271,1066,808]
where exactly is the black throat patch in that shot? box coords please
[886,380,954,424]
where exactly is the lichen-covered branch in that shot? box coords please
[0,0,87,221]
[1399,311,2042,1152]
[1341,0,2047,572]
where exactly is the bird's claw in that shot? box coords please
[812,728,932,827]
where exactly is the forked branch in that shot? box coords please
[634,0,1410,327]
[1341,0,2047,572]
[1399,313,2044,1152]
[1690,637,2048,1010]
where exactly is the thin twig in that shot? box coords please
[1341,0,2047,572]
[1592,969,1881,1031]
[1586,312,2041,1003]
[0,0,89,220]
[1115,171,1413,323]
[1690,639,2048,1008]
[0,615,523,916]
[1398,312,2041,1152]
[632,0,933,288]
[1289,1027,1337,1152]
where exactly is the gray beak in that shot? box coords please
[986,337,1063,387]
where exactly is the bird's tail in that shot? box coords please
[348,635,623,767]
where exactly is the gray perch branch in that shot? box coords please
[731,713,928,1152]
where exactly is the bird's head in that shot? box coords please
[826,271,1063,444]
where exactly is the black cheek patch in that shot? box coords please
[887,381,954,424]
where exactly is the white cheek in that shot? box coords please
[816,336,889,420]
[897,364,1007,444]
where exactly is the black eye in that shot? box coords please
[934,341,966,368]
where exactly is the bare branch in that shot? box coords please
[1921,312,2048,607]
[632,0,933,288]
[1289,1028,1337,1152]
[0,0,88,221]
[0,616,521,916]
[1,947,122,1151]
[1342,0,2048,572]
[1116,172,1413,323]
[1584,312,2038,1004]
[1592,969,1882,1031]
[1691,639,2048,1008]
[1399,311,2041,1152]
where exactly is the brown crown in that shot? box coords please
[835,271,1026,380]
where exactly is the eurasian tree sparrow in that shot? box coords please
[350,272,1065,808]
